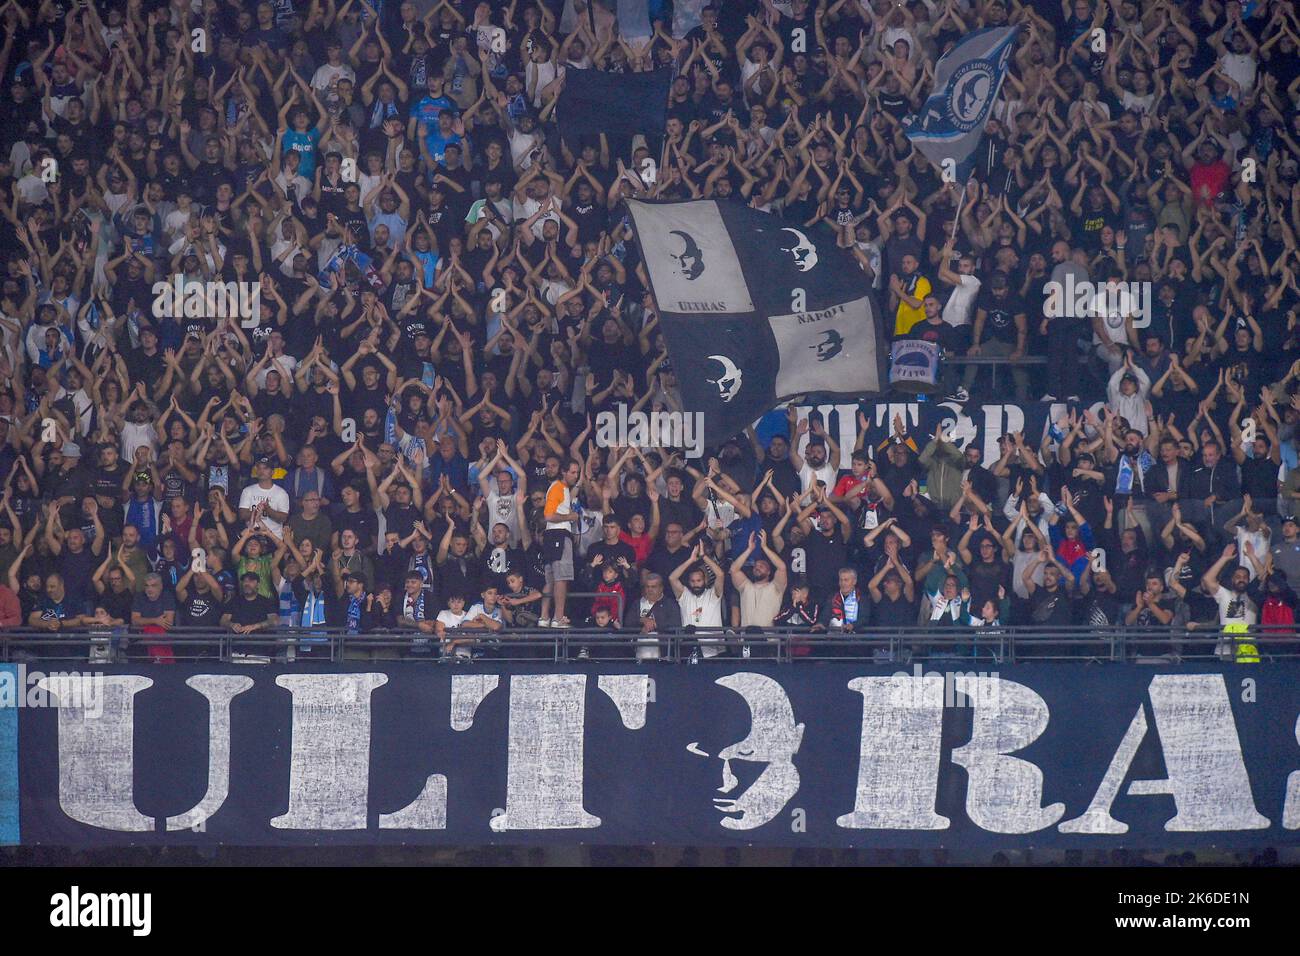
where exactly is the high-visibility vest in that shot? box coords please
[1223,622,1260,664]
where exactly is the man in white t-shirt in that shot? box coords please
[311,42,356,92]
[669,542,726,657]
[938,248,981,329]
[238,458,291,539]
[790,419,840,501]
[120,400,159,465]
[1202,542,1260,659]
[1218,31,1258,94]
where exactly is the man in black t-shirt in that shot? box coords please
[177,565,225,628]
[962,272,1029,402]
[221,572,279,634]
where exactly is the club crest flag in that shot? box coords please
[903,26,1020,180]
[627,199,886,446]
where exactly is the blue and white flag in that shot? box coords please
[903,26,1020,181]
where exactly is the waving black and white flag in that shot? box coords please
[627,200,886,446]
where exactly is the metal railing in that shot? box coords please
[0,624,1294,664]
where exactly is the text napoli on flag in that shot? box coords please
[627,199,886,446]
[902,26,1021,180]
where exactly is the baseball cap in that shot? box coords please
[60,441,81,458]
[1284,515,1298,525]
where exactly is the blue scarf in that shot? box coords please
[346,593,364,633]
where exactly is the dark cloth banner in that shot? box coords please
[628,200,887,446]
[10,662,1300,848]
[557,67,672,148]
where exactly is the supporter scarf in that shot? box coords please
[370,99,398,128]
[302,588,328,628]
[409,552,432,587]
[1115,451,1151,495]
[127,498,156,544]
[403,590,426,621]
[346,592,364,633]
[930,594,964,622]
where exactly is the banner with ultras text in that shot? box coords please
[11,664,1300,847]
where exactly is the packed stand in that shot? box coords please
[0,0,1297,663]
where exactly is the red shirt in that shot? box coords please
[619,530,653,565]
[1190,160,1230,207]
[0,585,21,628]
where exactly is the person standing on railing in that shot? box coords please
[540,458,583,629]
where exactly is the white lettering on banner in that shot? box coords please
[271,673,388,830]
[379,774,448,830]
[34,671,1299,839]
[492,674,600,831]
[1120,675,1268,831]
[43,675,153,831]
[597,675,651,729]
[787,401,1058,468]
[950,677,1066,833]
[451,674,500,730]
[1285,715,1300,829]
[836,676,949,830]
[1058,705,1148,834]
[164,676,254,830]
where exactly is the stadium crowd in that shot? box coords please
[0,0,1298,662]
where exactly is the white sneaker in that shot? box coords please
[537,618,552,628]
[945,387,970,403]
[1041,394,1057,402]
[1066,395,1080,402]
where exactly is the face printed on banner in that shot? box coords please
[779,228,818,272]
[706,354,744,402]
[686,673,805,830]
[669,230,705,280]
[811,328,844,361]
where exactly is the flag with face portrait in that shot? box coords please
[903,26,1020,181]
[627,199,887,447]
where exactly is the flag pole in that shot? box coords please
[951,173,974,236]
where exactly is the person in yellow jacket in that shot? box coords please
[889,254,931,336]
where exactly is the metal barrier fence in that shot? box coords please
[0,625,1295,664]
